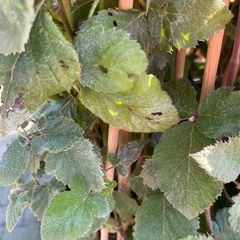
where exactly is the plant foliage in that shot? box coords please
[0,0,239,240]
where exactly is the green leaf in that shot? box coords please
[141,158,158,190]
[153,122,222,219]
[130,175,149,198]
[163,79,198,119]
[0,138,31,185]
[113,191,138,222]
[135,192,199,240]
[229,194,240,232]
[0,110,30,137]
[148,0,232,50]
[213,208,240,240]
[76,25,148,93]
[191,137,240,183]
[80,10,150,50]
[80,74,179,132]
[196,88,240,139]
[31,116,83,154]
[30,178,65,220]
[6,180,35,232]
[46,139,105,191]
[41,177,111,240]
[0,10,80,113]
[0,0,35,55]
[181,236,213,240]
[26,153,42,174]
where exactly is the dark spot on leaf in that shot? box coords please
[99,65,108,74]
[146,117,153,120]
[113,20,118,27]
[108,11,113,16]
[151,112,163,116]
[160,2,168,10]
[125,106,133,112]
[127,73,139,80]
[60,60,69,70]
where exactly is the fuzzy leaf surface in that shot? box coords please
[135,192,199,240]
[196,88,240,139]
[181,236,213,240]
[0,0,35,55]
[191,137,240,183]
[0,110,30,137]
[153,122,222,219]
[0,139,31,185]
[163,79,198,119]
[229,194,240,232]
[30,178,65,220]
[0,11,80,114]
[80,74,178,132]
[148,0,232,50]
[76,25,148,93]
[117,140,143,167]
[6,180,35,232]
[80,10,150,50]
[113,191,138,222]
[31,116,83,154]
[46,139,105,191]
[41,177,110,240]
[141,158,158,190]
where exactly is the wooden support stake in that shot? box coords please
[175,48,187,80]
[200,0,230,100]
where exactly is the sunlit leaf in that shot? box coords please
[191,136,240,183]
[148,0,232,50]
[76,25,148,93]
[0,0,35,55]
[80,74,179,132]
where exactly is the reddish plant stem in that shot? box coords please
[105,126,119,180]
[205,208,214,237]
[118,131,132,194]
[101,1,133,239]
[175,48,187,80]
[114,211,127,240]
[224,2,240,87]
[117,131,132,240]
[118,0,133,9]
[200,0,230,236]
[200,0,230,100]
[101,126,119,240]
[115,1,134,240]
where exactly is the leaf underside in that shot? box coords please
[191,136,240,183]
